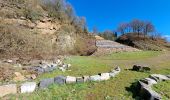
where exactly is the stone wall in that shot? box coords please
[93,40,141,56]
[0,67,121,97]
[136,74,170,100]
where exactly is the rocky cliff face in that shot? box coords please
[0,0,96,59]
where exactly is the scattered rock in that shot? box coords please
[66,76,76,84]
[44,67,55,73]
[31,74,36,80]
[76,77,84,83]
[67,64,71,68]
[89,75,101,81]
[6,59,13,63]
[13,64,22,68]
[39,78,54,89]
[13,72,25,82]
[32,67,45,74]
[0,84,17,97]
[54,76,66,85]
[21,82,36,93]
[100,73,110,81]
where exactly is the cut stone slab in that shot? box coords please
[100,73,110,81]
[140,78,157,86]
[166,75,170,78]
[139,81,162,100]
[109,72,116,77]
[89,75,101,81]
[66,76,76,84]
[83,76,90,82]
[39,78,54,89]
[0,84,17,97]
[150,74,170,81]
[21,82,36,93]
[111,70,120,75]
[76,77,84,83]
[114,66,121,72]
[54,76,66,85]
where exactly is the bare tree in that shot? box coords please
[130,19,144,36]
[117,23,129,35]
[143,21,155,37]
[92,26,98,34]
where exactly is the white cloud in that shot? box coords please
[163,35,170,38]
[163,35,170,42]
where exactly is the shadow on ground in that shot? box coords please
[125,81,142,100]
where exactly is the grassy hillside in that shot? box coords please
[4,51,170,99]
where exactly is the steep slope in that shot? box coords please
[0,0,96,59]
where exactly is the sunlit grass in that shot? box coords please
[5,51,170,99]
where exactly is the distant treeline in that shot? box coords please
[93,19,162,40]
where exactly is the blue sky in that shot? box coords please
[68,0,170,41]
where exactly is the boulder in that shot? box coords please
[83,76,90,82]
[138,81,162,100]
[140,78,157,86]
[54,76,66,85]
[149,74,170,81]
[100,73,110,81]
[132,65,150,72]
[39,78,54,89]
[89,75,101,82]
[76,77,84,83]
[21,82,36,93]
[0,84,17,97]
[132,65,142,71]
[66,76,76,84]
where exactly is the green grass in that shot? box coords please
[101,51,161,60]
[152,81,170,100]
[4,51,170,100]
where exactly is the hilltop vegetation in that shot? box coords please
[115,19,169,51]
[0,0,96,59]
